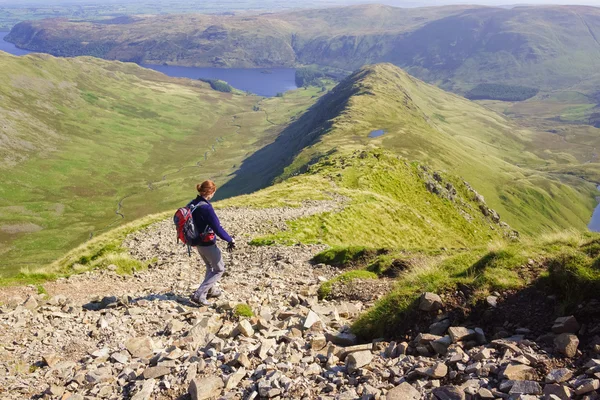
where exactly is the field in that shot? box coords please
[0,52,323,276]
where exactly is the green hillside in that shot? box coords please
[0,51,320,276]
[7,4,600,94]
[223,63,598,236]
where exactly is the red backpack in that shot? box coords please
[173,201,215,256]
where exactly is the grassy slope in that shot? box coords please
[0,51,321,276]
[229,63,597,236]
[222,150,514,250]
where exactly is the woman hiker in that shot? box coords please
[189,180,235,306]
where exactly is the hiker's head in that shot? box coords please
[197,180,217,200]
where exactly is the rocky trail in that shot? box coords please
[2,201,600,400]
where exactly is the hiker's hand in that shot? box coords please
[227,238,236,253]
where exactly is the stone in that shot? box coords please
[258,338,276,360]
[304,310,321,329]
[111,352,130,364]
[503,364,536,380]
[426,362,448,379]
[43,353,60,368]
[552,316,580,334]
[509,381,542,395]
[131,379,156,400]
[386,382,420,400]
[419,292,443,312]
[429,319,451,336]
[346,350,373,374]
[486,296,498,308]
[554,333,579,357]
[543,383,573,400]
[448,327,475,343]
[574,379,600,395]
[237,319,254,337]
[225,367,246,390]
[125,336,154,358]
[545,368,573,384]
[326,332,358,346]
[478,388,494,399]
[431,336,452,355]
[85,367,113,384]
[432,385,466,400]
[310,335,327,350]
[23,296,38,310]
[189,376,224,400]
[143,366,171,379]
[474,328,487,344]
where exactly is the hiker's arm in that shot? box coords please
[205,205,233,243]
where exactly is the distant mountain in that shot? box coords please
[7,4,600,92]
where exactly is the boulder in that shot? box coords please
[554,333,579,358]
[237,320,254,337]
[426,362,448,378]
[125,336,154,359]
[419,292,443,312]
[503,364,536,381]
[432,385,466,400]
[189,376,224,400]
[509,381,542,395]
[448,327,475,343]
[386,382,420,400]
[545,368,573,384]
[551,316,580,334]
[346,350,373,374]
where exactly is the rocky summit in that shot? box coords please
[1,202,599,399]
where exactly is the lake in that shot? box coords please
[589,187,600,232]
[0,32,297,97]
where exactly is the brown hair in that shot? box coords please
[197,180,217,197]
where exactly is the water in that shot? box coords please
[0,32,297,97]
[369,129,386,138]
[589,186,600,232]
[141,64,297,97]
[0,32,32,56]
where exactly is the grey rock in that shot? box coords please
[237,319,254,337]
[420,292,443,312]
[431,335,452,355]
[429,319,451,336]
[23,296,38,310]
[574,379,600,395]
[486,296,498,308]
[509,380,542,395]
[543,383,573,400]
[225,367,246,390]
[327,332,358,346]
[304,310,322,329]
[346,350,373,374]
[545,368,573,384]
[426,362,448,378]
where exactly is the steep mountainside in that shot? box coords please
[0,51,321,276]
[221,64,597,235]
[7,4,600,92]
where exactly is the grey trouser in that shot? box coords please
[194,244,225,300]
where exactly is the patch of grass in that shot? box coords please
[35,284,48,296]
[351,232,600,339]
[312,246,381,267]
[234,303,254,318]
[248,238,276,247]
[318,270,379,300]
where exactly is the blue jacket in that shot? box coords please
[189,196,233,246]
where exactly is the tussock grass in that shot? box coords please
[318,270,379,300]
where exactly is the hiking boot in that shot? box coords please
[189,294,211,307]
[207,288,222,298]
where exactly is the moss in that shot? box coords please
[234,303,254,318]
[318,270,378,299]
[249,238,277,247]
